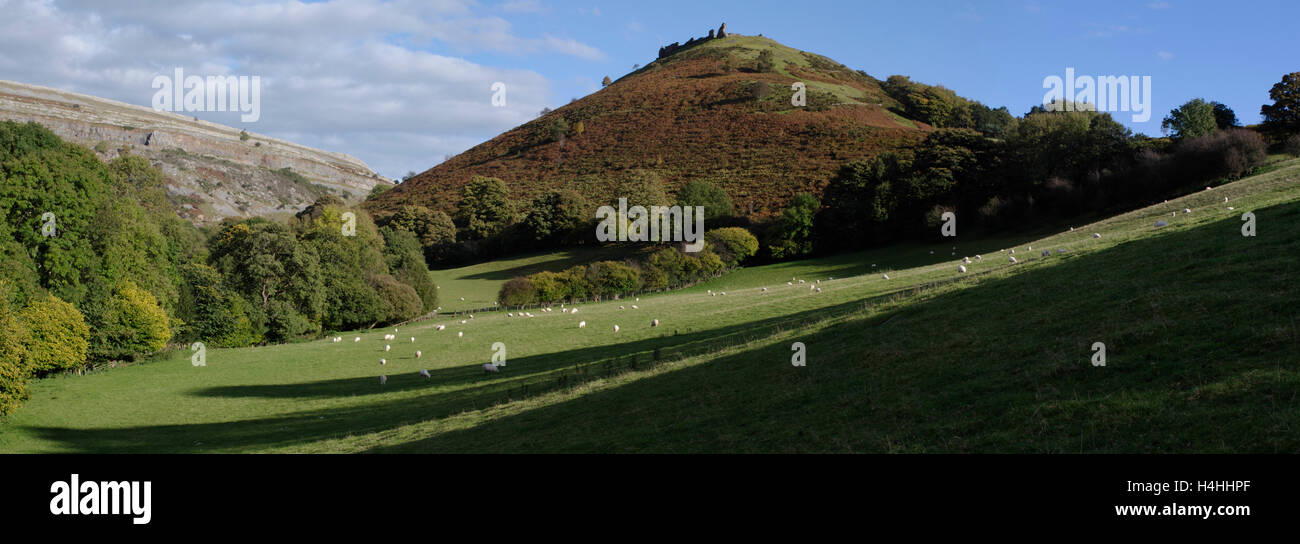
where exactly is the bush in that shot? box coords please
[177,263,258,348]
[0,287,32,416]
[560,266,593,300]
[676,180,734,220]
[90,280,172,361]
[706,227,759,267]
[370,274,423,324]
[499,276,538,307]
[530,271,568,303]
[588,261,640,297]
[1286,134,1300,158]
[19,295,90,375]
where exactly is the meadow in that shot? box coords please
[2,158,1297,453]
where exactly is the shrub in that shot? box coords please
[676,180,734,220]
[0,286,32,416]
[90,280,172,361]
[589,261,640,297]
[370,274,423,324]
[1286,134,1300,158]
[530,271,568,303]
[705,227,759,267]
[18,295,90,375]
[499,276,538,307]
[560,266,593,300]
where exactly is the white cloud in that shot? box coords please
[0,0,603,177]
[499,0,547,13]
[1157,50,1174,60]
[1148,2,1172,10]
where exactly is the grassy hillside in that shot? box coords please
[2,159,1297,453]
[368,32,928,221]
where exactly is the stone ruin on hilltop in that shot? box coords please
[658,22,728,59]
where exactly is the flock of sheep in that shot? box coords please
[339,190,1238,387]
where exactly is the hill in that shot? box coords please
[368,30,930,221]
[0,80,391,224]
[2,157,1296,453]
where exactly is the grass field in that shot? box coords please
[2,159,1298,453]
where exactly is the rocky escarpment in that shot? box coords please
[0,79,390,225]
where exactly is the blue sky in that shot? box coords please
[2,0,1296,178]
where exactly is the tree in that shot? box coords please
[755,50,776,73]
[705,227,759,267]
[1211,102,1239,130]
[382,227,439,313]
[548,118,570,142]
[176,263,258,348]
[1261,72,1300,139]
[1162,99,1218,139]
[602,76,612,87]
[521,189,588,244]
[18,295,89,375]
[768,193,819,259]
[676,180,734,220]
[209,220,324,340]
[457,176,514,240]
[367,183,393,199]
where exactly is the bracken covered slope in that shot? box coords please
[369,34,931,220]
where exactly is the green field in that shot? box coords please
[2,159,1298,453]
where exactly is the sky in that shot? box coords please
[1,0,1296,179]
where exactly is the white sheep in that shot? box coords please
[1183,208,1191,214]
[1155,220,1168,227]
[579,321,586,328]
[1227,206,1235,210]
[571,309,579,315]
[882,274,890,280]
[631,305,639,309]
[436,325,446,331]
[1057,249,1066,253]
[1027,246,1032,251]
[1041,249,1049,257]
[958,265,967,273]
[460,320,467,324]
[354,337,361,342]
[482,363,499,373]
[962,257,972,264]
[815,287,823,293]
[385,345,391,352]
[652,319,660,327]
[380,358,387,365]
[1009,256,1018,263]
[619,306,625,310]
[720,292,726,296]
[458,331,463,338]
[419,369,430,378]
[613,325,620,333]
[416,350,422,359]
[1092,233,1101,238]
[761,287,768,292]
[410,337,415,343]
[380,375,387,385]
[975,255,983,261]
[508,313,514,317]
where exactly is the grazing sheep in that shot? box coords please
[787,282,793,285]
[419,369,430,378]
[1224,196,1229,203]
[571,309,578,315]
[460,320,467,324]
[799,280,806,284]
[1155,220,1168,227]
[1057,249,1066,253]
[761,287,768,292]
[1228,206,1235,210]
[385,345,391,352]
[1183,208,1191,214]
[459,297,465,301]
[508,313,514,317]
[416,351,422,358]
[958,265,967,273]
[810,285,816,291]
[1041,249,1050,257]
[613,325,620,333]
[962,257,972,264]
[720,292,726,296]
[882,274,890,280]
[354,337,361,342]
[579,321,587,328]
[436,325,446,331]
[815,287,823,293]
[652,319,660,327]
[631,305,639,309]
[457,331,463,338]
[380,375,387,385]
[380,359,387,365]
[620,306,625,310]
[1009,256,1018,263]
[975,255,983,261]
[410,337,415,343]
[1010,248,1015,254]
[483,363,499,373]
[1092,233,1101,238]
[1027,246,1032,251]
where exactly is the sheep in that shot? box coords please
[1155,220,1168,227]
[410,337,415,343]
[882,274,890,280]
[810,284,816,291]
[508,313,514,317]
[720,292,726,296]
[1041,249,1049,257]
[579,321,586,328]
[619,306,625,310]
[1027,246,1032,251]
[799,280,806,284]
[761,287,768,292]
[975,255,983,261]
[815,287,823,293]
[460,320,467,324]
[787,282,793,285]
[962,257,972,264]
[380,375,387,385]
[458,331,463,338]
[1057,248,1066,253]
[571,309,578,315]
[1224,196,1229,203]
[1092,233,1101,238]
[436,325,446,331]
[1183,208,1191,214]
[1227,206,1235,211]
[651,319,660,327]
[380,358,387,365]
[613,325,620,333]
[929,250,934,255]
[354,337,361,342]
[385,345,391,352]
[482,363,499,373]
[459,297,465,301]
[416,350,422,359]
[958,265,967,273]
[871,264,877,268]
[1009,256,1018,263]
[419,369,431,378]
[631,305,639,309]
[1010,248,1015,254]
